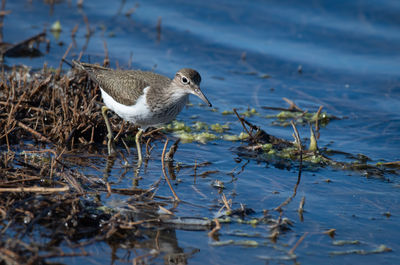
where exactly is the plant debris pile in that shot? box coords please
[0,64,138,148]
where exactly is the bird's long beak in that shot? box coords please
[194,87,212,107]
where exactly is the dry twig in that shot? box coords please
[161,139,180,201]
[0,184,69,193]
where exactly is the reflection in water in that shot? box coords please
[107,226,199,265]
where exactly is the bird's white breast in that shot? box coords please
[100,86,152,125]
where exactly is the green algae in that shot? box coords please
[163,120,244,143]
[241,108,258,117]
[222,110,235,115]
[210,123,229,133]
[269,110,336,127]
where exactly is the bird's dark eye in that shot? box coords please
[181,76,189,84]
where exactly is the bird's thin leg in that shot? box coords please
[102,106,116,155]
[135,128,144,166]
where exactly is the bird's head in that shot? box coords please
[172,68,212,107]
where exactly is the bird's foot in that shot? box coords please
[102,106,117,156]
[135,129,144,167]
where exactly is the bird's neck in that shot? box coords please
[146,82,189,110]
[165,82,189,104]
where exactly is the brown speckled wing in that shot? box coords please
[91,70,149,106]
[73,61,172,106]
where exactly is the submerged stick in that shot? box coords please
[208,218,221,238]
[298,196,305,222]
[161,139,180,201]
[165,139,180,161]
[289,232,308,255]
[274,121,303,212]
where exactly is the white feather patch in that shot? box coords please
[100,86,152,125]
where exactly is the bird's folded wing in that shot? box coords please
[93,70,149,106]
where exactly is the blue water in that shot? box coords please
[3,0,400,264]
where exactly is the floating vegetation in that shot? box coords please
[261,97,339,127]
[50,20,62,32]
[222,110,235,115]
[211,179,225,189]
[222,132,249,141]
[333,240,361,246]
[329,245,392,256]
[165,120,248,143]
[210,239,259,247]
[231,109,399,177]
[266,110,336,127]
[177,131,218,144]
[240,107,258,117]
[210,123,229,133]
[221,98,337,128]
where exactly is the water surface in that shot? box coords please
[2,0,400,264]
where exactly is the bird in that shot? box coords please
[71,60,212,162]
